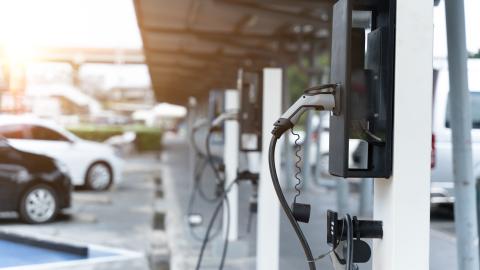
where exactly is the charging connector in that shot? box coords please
[271,84,337,138]
[268,84,339,270]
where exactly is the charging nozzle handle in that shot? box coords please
[211,110,239,128]
[271,92,335,138]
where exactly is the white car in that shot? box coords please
[0,116,123,191]
[431,59,480,204]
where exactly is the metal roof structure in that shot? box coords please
[134,0,335,104]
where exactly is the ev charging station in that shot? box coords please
[188,68,267,268]
[221,68,268,250]
[155,0,433,269]
[264,0,432,269]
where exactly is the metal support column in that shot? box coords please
[187,97,197,188]
[337,178,349,216]
[444,1,480,269]
[302,45,318,188]
[357,141,373,217]
[223,89,240,241]
[257,68,282,270]
[314,111,324,183]
[282,65,294,189]
[359,178,373,217]
[303,111,313,186]
[373,1,432,269]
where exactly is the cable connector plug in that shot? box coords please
[271,118,294,138]
[271,84,337,138]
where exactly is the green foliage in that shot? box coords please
[287,65,310,127]
[469,49,480,58]
[286,54,330,129]
[67,125,163,152]
[287,65,309,103]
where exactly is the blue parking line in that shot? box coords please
[0,239,85,268]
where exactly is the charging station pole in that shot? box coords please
[282,65,294,189]
[223,89,239,241]
[444,0,480,269]
[257,68,282,270]
[372,1,432,269]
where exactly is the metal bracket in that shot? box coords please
[327,210,382,264]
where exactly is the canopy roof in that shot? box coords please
[134,0,334,104]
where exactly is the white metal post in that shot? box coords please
[223,89,239,241]
[372,1,432,270]
[257,68,282,270]
[444,0,480,269]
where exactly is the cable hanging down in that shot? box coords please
[269,136,316,270]
[186,155,222,242]
[291,128,303,204]
[268,84,338,270]
[187,122,223,242]
[195,178,239,270]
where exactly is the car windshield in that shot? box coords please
[0,137,10,148]
[30,125,70,141]
[445,92,480,129]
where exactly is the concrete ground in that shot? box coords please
[0,153,168,270]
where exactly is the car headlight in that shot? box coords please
[55,160,70,175]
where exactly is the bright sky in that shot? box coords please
[0,0,142,49]
[0,0,147,89]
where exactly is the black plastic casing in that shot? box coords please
[238,69,263,152]
[328,0,396,178]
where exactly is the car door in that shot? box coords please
[27,125,85,181]
[0,141,26,211]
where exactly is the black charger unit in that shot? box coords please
[237,69,263,152]
[328,0,396,178]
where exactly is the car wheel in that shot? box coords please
[86,162,112,191]
[19,184,58,224]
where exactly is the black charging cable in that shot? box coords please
[187,121,224,242]
[269,136,316,270]
[187,155,222,241]
[345,214,354,270]
[303,84,337,95]
[205,127,226,192]
[190,124,206,159]
[268,84,338,269]
[195,178,239,270]
[194,125,233,270]
[190,124,219,202]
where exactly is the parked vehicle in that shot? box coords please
[0,116,123,191]
[0,138,71,224]
[430,59,480,205]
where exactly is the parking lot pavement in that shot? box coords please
[430,207,457,270]
[0,153,167,270]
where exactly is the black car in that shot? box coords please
[0,138,71,224]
